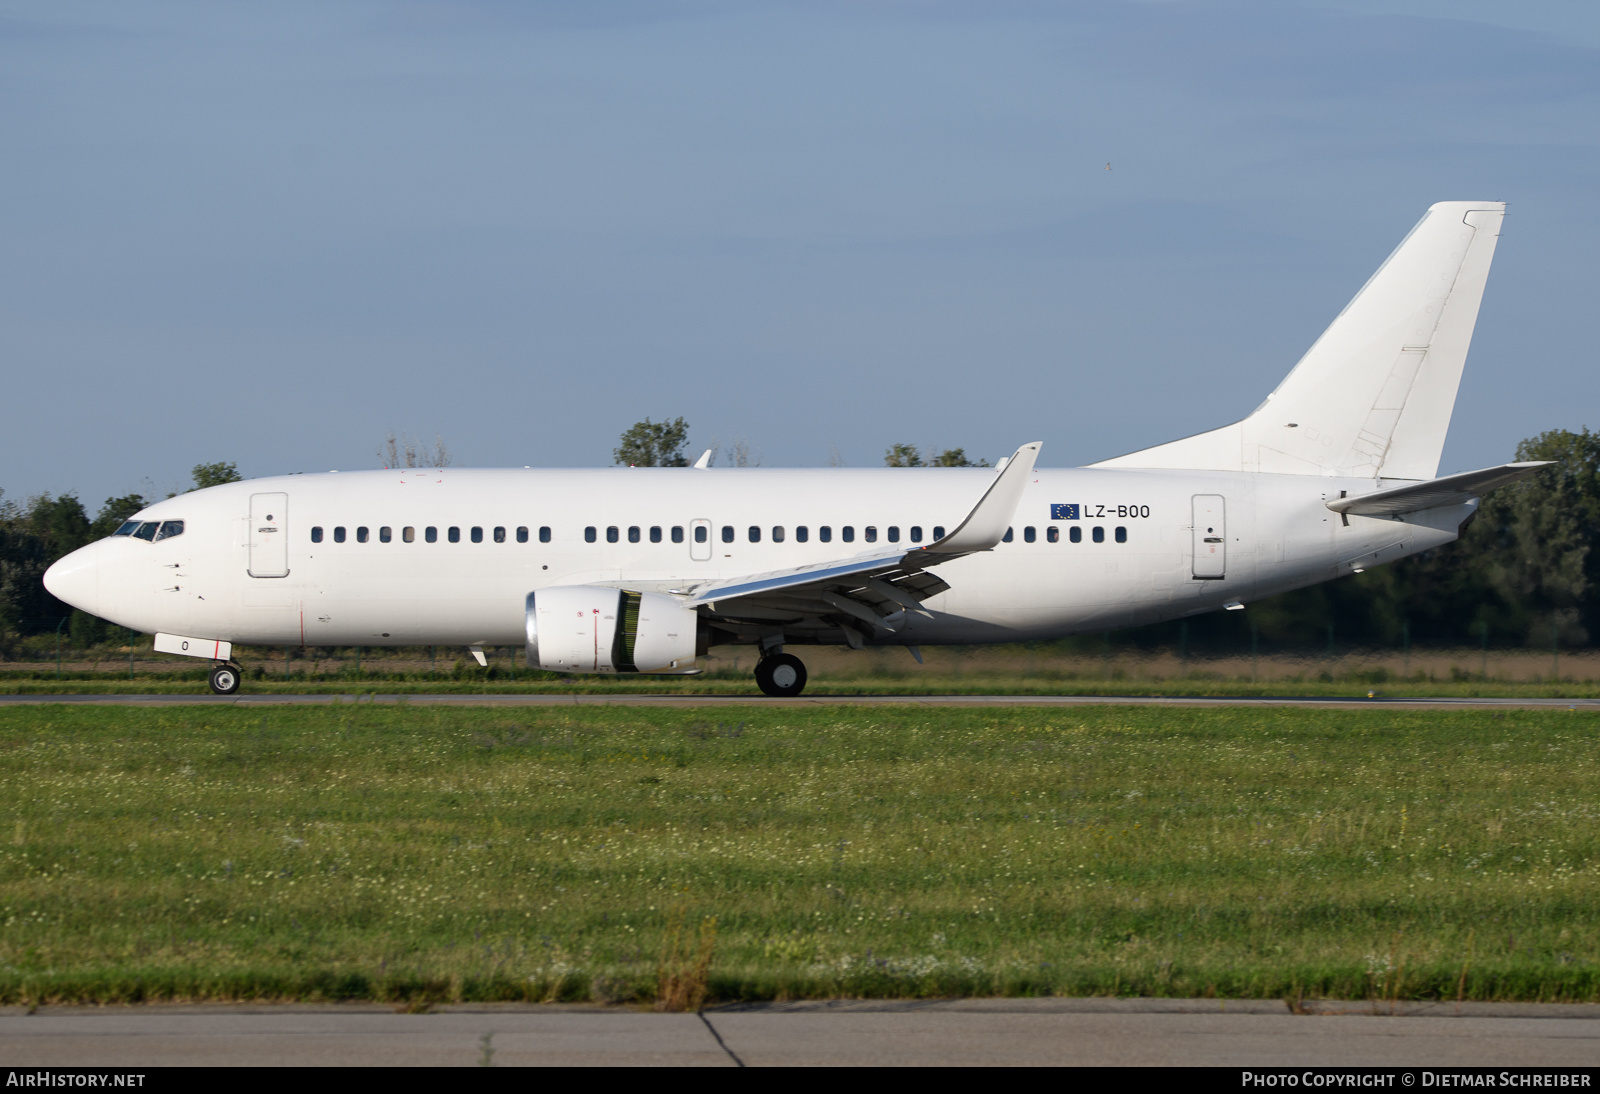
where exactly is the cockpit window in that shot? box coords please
[113,521,141,537]
[132,522,159,541]
[153,520,184,542]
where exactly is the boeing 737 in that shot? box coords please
[43,201,1543,697]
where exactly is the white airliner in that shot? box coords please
[45,201,1544,697]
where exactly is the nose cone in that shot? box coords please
[44,544,101,617]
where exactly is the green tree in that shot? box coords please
[884,444,924,467]
[0,492,90,639]
[615,417,691,467]
[190,462,242,491]
[885,444,990,467]
[931,447,990,468]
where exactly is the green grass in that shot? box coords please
[2,703,1597,1004]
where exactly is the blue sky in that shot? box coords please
[3,0,1597,505]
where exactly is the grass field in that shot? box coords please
[2,703,1597,1005]
[9,639,1600,699]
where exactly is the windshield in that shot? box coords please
[153,520,184,542]
[131,522,158,541]
[112,521,141,537]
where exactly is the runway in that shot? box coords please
[2,998,1597,1067]
[2,692,1599,710]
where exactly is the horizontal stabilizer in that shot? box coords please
[1327,462,1550,517]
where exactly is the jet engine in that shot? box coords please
[525,586,698,673]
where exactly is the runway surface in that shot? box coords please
[3,999,1597,1067]
[2,692,1599,710]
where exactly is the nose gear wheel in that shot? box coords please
[209,663,241,695]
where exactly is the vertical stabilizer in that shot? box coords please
[1093,201,1505,480]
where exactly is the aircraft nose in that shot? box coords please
[43,544,101,617]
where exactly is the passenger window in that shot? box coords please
[650,526,662,543]
[1047,526,1060,543]
[1024,526,1036,543]
[887,526,899,543]
[820,526,833,543]
[471,527,483,543]
[691,526,704,544]
[311,526,323,543]
[540,527,551,543]
[796,526,809,543]
[865,526,878,543]
[772,526,784,543]
[1115,526,1128,543]
[448,527,461,543]
[334,526,346,543]
[1070,526,1082,543]
[910,526,922,543]
[628,526,640,543]
[357,527,370,543]
[842,526,854,543]
[1003,528,1014,543]
[1093,526,1105,543]
[672,526,685,543]
[154,521,184,542]
[133,522,158,541]
[491,526,504,543]
[404,527,416,543]
[933,526,945,540]
[585,526,597,543]
[606,526,619,543]
[425,526,438,543]
[113,521,140,537]
[380,527,392,543]
[748,526,761,543]
[517,527,529,543]
[721,526,734,543]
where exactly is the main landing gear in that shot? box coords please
[208,662,242,695]
[754,652,808,698]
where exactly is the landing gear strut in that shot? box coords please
[209,663,241,695]
[754,652,807,698]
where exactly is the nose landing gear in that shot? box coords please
[754,652,807,697]
[209,663,242,695]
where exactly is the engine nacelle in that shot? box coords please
[525,586,698,674]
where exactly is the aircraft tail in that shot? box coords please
[1093,201,1506,480]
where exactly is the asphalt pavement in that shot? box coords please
[2,999,1597,1067]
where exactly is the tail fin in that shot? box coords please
[1093,201,1506,480]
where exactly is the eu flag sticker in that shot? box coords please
[1051,504,1079,520]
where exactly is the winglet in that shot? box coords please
[921,441,1042,556]
[692,449,713,469]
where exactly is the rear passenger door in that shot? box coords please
[1191,495,1225,579]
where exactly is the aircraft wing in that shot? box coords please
[1327,462,1551,518]
[681,442,1041,642]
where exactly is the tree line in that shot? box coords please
[0,462,240,648]
[5,429,1599,654]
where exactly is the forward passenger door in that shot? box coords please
[249,492,290,578]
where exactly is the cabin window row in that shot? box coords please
[308,523,1132,546]
[310,525,551,544]
[706,525,949,545]
[1002,525,1129,544]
